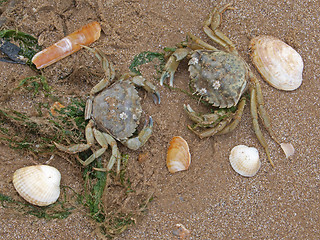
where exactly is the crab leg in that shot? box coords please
[188,118,232,139]
[83,46,116,120]
[184,97,245,137]
[187,33,219,51]
[216,97,246,135]
[122,116,153,150]
[203,4,237,53]
[160,48,189,86]
[250,87,274,167]
[82,46,116,95]
[101,132,121,174]
[250,73,280,145]
[80,128,121,173]
[184,104,230,127]
[78,148,106,166]
[85,98,93,120]
[54,120,95,153]
[90,128,121,174]
[184,105,232,138]
[54,143,91,154]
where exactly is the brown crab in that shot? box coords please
[160,4,280,166]
[55,47,160,173]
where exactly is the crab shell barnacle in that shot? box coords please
[250,35,303,91]
[12,165,61,206]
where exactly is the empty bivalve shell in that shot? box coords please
[166,136,191,173]
[229,145,261,177]
[12,165,61,206]
[32,21,101,69]
[250,35,303,91]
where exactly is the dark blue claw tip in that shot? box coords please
[160,72,169,86]
[148,116,153,127]
[152,92,161,104]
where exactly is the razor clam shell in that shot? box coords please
[32,21,101,69]
[229,145,261,177]
[250,35,303,91]
[12,165,61,206]
[166,136,191,173]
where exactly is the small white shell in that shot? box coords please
[166,136,191,173]
[172,223,191,238]
[229,145,261,177]
[12,165,61,206]
[280,142,295,158]
[250,35,303,91]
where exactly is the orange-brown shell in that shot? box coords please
[50,102,65,116]
[32,21,101,69]
[166,136,191,173]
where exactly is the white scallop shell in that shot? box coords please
[250,35,303,91]
[229,145,261,177]
[12,165,61,206]
[166,136,191,173]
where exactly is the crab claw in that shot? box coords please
[160,48,189,87]
[160,55,179,87]
[152,91,161,104]
[131,75,161,104]
[122,116,153,150]
[160,70,174,87]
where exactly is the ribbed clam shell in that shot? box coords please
[229,145,261,177]
[12,165,61,206]
[166,136,191,173]
[250,35,303,91]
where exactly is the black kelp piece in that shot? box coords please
[0,29,41,68]
[0,38,26,64]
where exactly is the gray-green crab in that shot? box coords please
[55,47,160,173]
[160,4,280,166]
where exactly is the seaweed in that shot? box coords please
[0,186,77,220]
[129,51,165,75]
[82,157,107,223]
[0,0,8,6]
[0,97,86,153]
[15,75,51,96]
[82,155,132,238]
